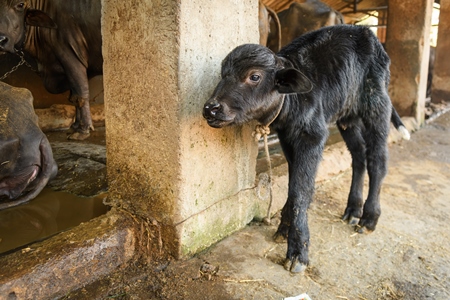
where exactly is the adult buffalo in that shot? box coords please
[267,0,344,52]
[259,0,281,50]
[0,0,102,140]
[0,81,58,210]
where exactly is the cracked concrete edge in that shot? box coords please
[0,209,136,300]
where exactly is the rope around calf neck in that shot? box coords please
[253,95,285,225]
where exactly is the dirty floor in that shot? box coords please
[58,109,450,300]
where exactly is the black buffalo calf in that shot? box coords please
[203,25,409,273]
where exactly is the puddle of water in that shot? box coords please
[0,189,109,255]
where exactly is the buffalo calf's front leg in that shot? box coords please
[284,199,311,273]
[277,132,325,273]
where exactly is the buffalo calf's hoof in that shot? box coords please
[283,258,307,273]
[348,216,360,226]
[342,211,361,226]
[355,225,373,234]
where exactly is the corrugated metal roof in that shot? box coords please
[261,0,388,23]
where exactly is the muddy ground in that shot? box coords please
[54,110,450,300]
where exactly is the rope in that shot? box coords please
[253,95,285,225]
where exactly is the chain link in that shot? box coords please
[0,50,36,81]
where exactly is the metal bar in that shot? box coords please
[357,24,387,28]
[337,3,352,11]
[342,6,388,14]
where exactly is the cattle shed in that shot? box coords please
[1,0,450,298]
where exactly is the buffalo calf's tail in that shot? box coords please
[391,107,411,140]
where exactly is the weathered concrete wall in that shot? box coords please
[176,1,260,256]
[102,0,260,257]
[432,0,450,103]
[386,0,433,124]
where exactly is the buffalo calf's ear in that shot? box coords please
[275,68,313,94]
[26,9,57,29]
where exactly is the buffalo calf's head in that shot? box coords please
[203,44,312,128]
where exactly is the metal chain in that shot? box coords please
[0,50,36,81]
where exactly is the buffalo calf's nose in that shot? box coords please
[0,35,8,48]
[204,102,221,117]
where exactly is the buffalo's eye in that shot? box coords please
[16,2,25,10]
[249,74,260,82]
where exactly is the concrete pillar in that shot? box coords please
[101,0,260,258]
[432,0,450,103]
[386,0,433,124]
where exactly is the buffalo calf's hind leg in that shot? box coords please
[338,119,367,226]
[357,120,389,233]
[338,116,389,233]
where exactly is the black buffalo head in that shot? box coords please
[203,44,312,128]
[0,0,56,53]
[0,82,57,210]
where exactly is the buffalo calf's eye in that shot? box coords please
[250,74,260,82]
